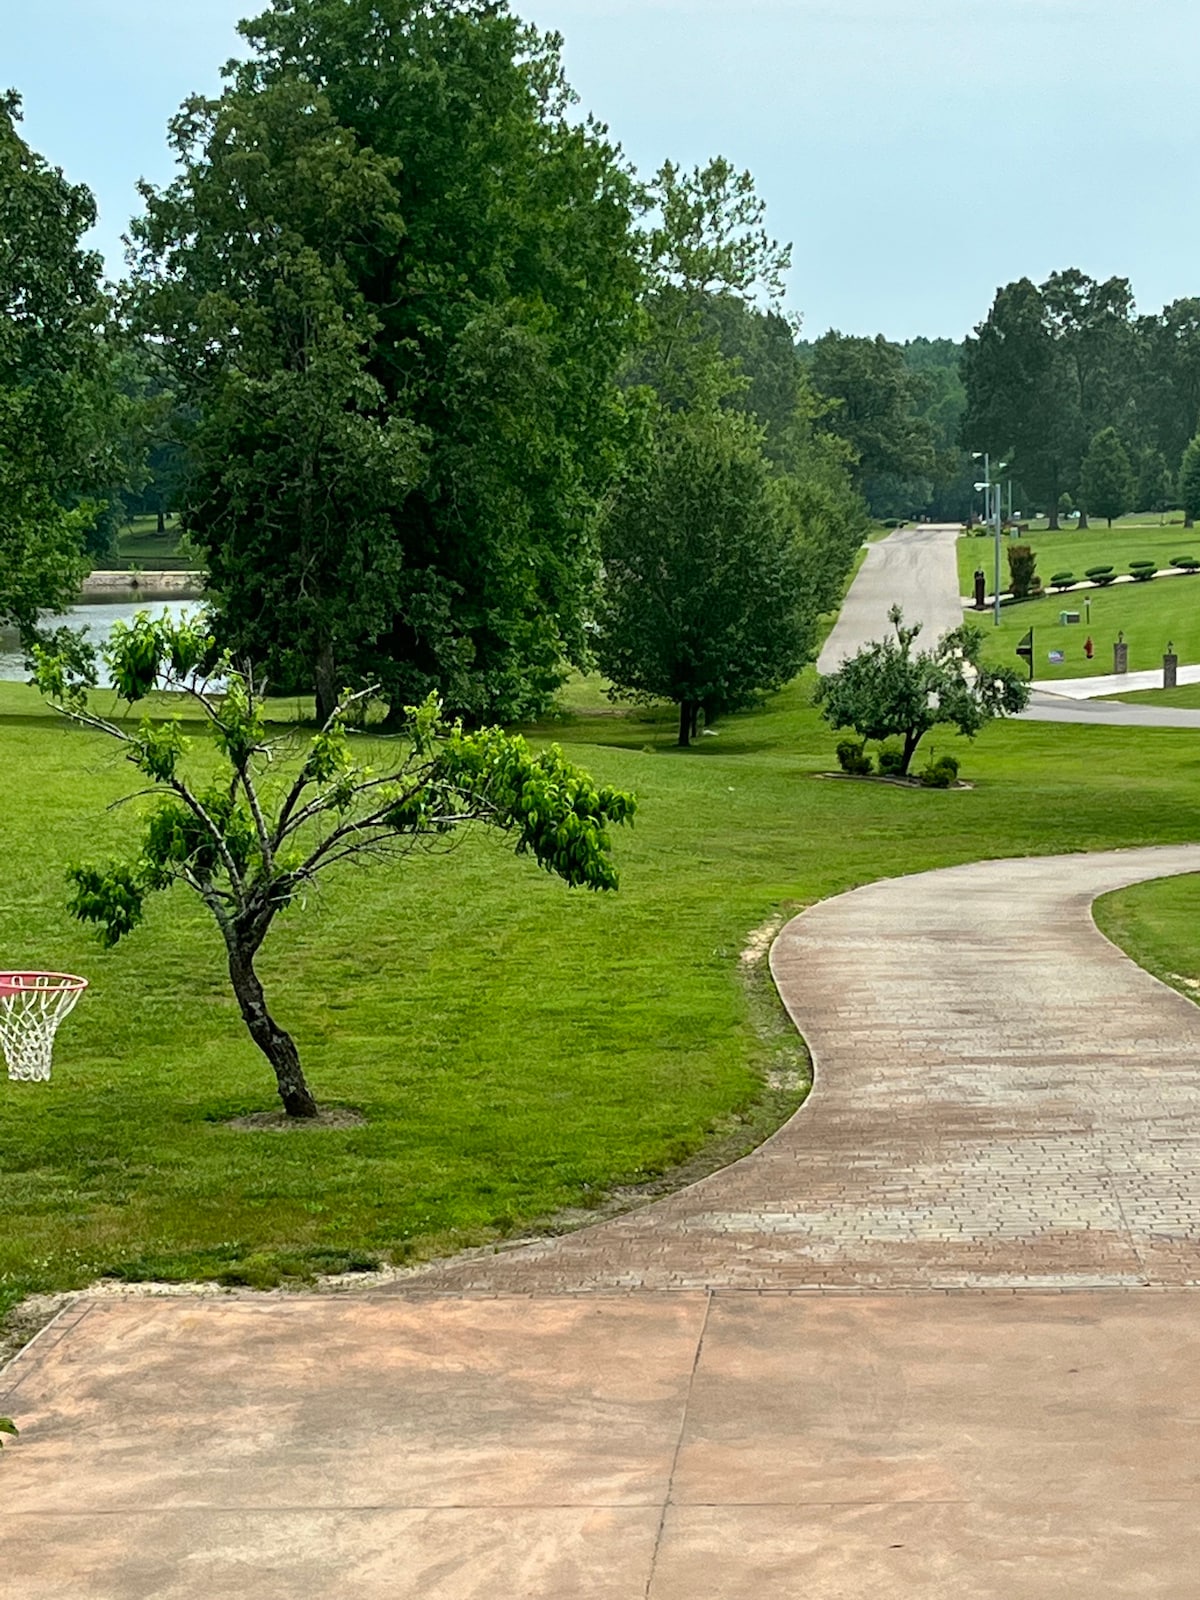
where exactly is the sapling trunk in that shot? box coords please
[226,938,317,1118]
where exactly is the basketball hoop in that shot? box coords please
[0,972,88,1083]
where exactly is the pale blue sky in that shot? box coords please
[6,0,1199,339]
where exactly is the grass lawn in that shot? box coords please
[111,517,195,572]
[4,670,1200,1342]
[956,521,1200,597]
[1101,683,1200,709]
[1094,874,1200,1005]
[964,571,1200,681]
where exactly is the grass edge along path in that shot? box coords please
[2,673,1200,1360]
[1093,873,1200,1011]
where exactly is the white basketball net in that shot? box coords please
[0,973,88,1083]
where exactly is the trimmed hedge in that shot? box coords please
[1050,571,1076,590]
[1085,565,1117,586]
[1129,561,1156,582]
[1172,555,1200,570]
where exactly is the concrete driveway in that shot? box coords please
[8,846,1200,1596]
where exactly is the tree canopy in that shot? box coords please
[132,0,645,724]
[1079,427,1133,527]
[0,92,124,636]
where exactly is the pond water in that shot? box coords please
[0,599,201,685]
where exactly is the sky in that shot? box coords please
[6,0,1200,341]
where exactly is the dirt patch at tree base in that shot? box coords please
[226,1107,367,1131]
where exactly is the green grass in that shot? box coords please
[111,517,194,572]
[1094,874,1200,1003]
[4,672,1200,1338]
[965,571,1200,680]
[1100,683,1200,709]
[956,521,1200,597]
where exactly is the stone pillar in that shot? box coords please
[1113,637,1128,674]
[1164,651,1178,690]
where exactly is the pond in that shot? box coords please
[0,599,201,685]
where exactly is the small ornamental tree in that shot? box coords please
[1007,543,1037,599]
[815,606,1030,776]
[35,613,636,1118]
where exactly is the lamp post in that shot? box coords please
[972,455,1008,626]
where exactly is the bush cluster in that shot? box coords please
[835,738,872,775]
[1050,571,1075,590]
[1172,555,1200,570]
[1129,561,1156,582]
[919,754,960,789]
[1085,564,1116,586]
[877,745,906,776]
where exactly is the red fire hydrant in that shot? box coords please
[1085,636,1094,660]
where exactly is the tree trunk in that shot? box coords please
[677,699,696,747]
[1077,510,1089,529]
[1048,510,1060,530]
[314,642,339,727]
[1187,514,1195,530]
[156,508,166,535]
[227,942,318,1117]
[900,729,922,776]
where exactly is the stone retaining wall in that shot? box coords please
[80,570,205,601]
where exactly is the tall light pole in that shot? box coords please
[973,454,1008,626]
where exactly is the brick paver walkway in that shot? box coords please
[404,845,1200,1293]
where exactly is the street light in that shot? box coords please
[972,454,1008,625]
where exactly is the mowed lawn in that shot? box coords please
[3,674,1200,1331]
[956,521,1200,597]
[1095,873,1200,1003]
[967,570,1200,681]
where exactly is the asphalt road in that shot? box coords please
[822,525,1200,729]
[816,523,963,674]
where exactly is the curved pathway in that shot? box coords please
[407,844,1200,1292]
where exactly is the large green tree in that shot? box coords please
[0,92,121,635]
[595,403,818,746]
[599,159,863,745]
[1179,434,1200,529]
[1134,298,1200,479]
[1079,427,1133,527]
[961,270,1134,529]
[809,332,935,516]
[133,0,644,724]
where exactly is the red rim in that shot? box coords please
[0,972,89,993]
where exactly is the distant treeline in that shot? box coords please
[797,271,1200,528]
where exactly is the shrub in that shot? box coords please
[919,754,960,789]
[1050,571,1075,590]
[882,517,906,529]
[1007,543,1037,599]
[835,738,873,775]
[877,744,906,776]
[1028,576,1043,595]
[1171,555,1200,570]
[1129,561,1156,582]
[1085,565,1117,586]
